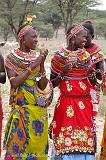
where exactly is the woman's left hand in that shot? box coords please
[96,69,103,80]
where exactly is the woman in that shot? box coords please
[82,21,105,160]
[49,25,98,160]
[0,51,6,157]
[3,24,53,160]
[82,20,104,107]
[82,20,104,154]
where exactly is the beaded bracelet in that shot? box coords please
[0,71,5,75]
[40,71,46,78]
[26,67,32,73]
[36,71,46,81]
[58,72,64,79]
[9,76,15,81]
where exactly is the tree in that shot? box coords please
[0,19,11,41]
[95,23,106,39]
[42,11,62,38]
[35,22,54,40]
[0,0,39,40]
[51,0,100,32]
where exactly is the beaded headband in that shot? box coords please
[17,25,33,41]
[67,25,86,41]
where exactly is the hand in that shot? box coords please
[40,49,48,64]
[29,55,42,70]
[60,63,73,77]
[96,69,103,80]
[87,66,95,75]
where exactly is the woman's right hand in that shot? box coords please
[29,55,43,71]
[61,63,73,77]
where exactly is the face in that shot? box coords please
[23,28,38,50]
[74,29,87,49]
[84,30,92,48]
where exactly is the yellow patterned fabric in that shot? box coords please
[4,79,49,160]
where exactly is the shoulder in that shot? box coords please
[93,42,104,56]
[53,48,69,59]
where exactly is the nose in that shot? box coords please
[34,38,38,43]
[83,37,87,43]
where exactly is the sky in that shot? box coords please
[95,0,106,10]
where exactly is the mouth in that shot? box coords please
[33,42,37,47]
[82,42,85,47]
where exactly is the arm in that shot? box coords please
[7,55,44,89]
[0,55,6,84]
[37,49,49,90]
[37,63,48,90]
[96,60,104,80]
[96,59,104,72]
[50,63,72,88]
[50,73,61,88]
[6,67,31,89]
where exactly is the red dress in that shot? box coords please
[50,48,96,155]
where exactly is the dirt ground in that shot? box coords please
[0,35,106,159]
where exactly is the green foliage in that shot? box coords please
[0,0,39,40]
[42,11,62,31]
[95,23,106,39]
[0,18,11,41]
[38,24,54,40]
[51,0,100,32]
[0,0,106,40]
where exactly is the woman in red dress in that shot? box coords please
[49,25,99,160]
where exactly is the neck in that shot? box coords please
[67,44,76,51]
[19,46,30,53]
[85,43,94,49]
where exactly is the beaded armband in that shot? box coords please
[36,71,46,81]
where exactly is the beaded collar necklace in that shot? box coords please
[12,48,39,62]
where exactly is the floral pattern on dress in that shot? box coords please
[12,143,19,154]
[26,154,37,160]
[54,126,94,155]
[65,137,72,146]
[78,101,85,110]
[79,82,87,90]
[32,120,44,135]
[65,81,73,91]
[17,128,24,141]
[66,106,74,118]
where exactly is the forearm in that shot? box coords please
[10,70,30,89]
[51,75,61,88]
[38,63,48,90]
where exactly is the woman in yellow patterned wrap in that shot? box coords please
[3,23,53,160]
